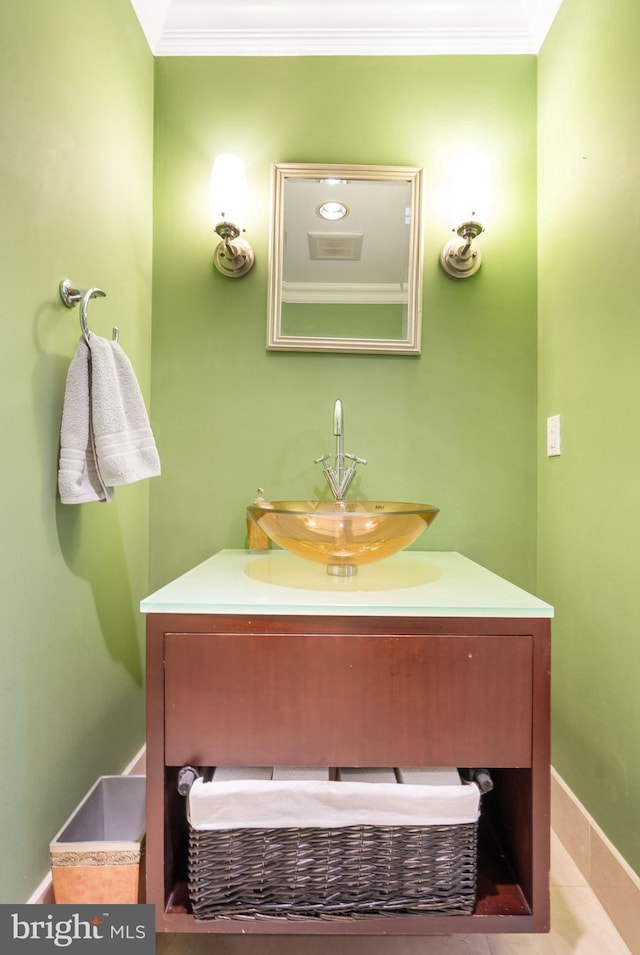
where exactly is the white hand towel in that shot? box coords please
[57,333,160,503]
[87,332,161,488]
[58,339,112,504]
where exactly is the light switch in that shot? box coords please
[547,414,561,456]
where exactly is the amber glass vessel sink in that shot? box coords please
[246,500,439,576]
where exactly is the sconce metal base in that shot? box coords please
[213,238,255,278]
[213,220,255,278]
[440,220,484,279]
[440,240,482,278]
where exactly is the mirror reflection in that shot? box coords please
[267,163,423,354]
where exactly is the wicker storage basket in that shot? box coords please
[186,768,480,921]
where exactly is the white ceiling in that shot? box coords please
[130,0,564,57]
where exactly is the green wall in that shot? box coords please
[0,0,153,900]
[9,0,638,901]
[538,0,640,873]
[150,56,539,593]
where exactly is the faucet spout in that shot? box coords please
[315,399,367,500]
[333,399,345,490]
[333,399,343,436]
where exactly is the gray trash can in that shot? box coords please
[50,775,145,904]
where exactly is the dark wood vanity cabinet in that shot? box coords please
[145,612,551,934]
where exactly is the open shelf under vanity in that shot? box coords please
[154,765,539,933]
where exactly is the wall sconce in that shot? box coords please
[440,214,485,279]
[439,150,492,279]
[210,153,255,278]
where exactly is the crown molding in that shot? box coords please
[129,0,173,51]
[131,1,564,58]
[527,0,564,52]
[154,27,535,57]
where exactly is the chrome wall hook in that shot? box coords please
[59,278,118,343]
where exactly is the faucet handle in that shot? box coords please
[314,454,330,464]
[345,453,367,465]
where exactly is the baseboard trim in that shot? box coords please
[551,766,640,954]
[27,744,147,905]
[26,872,56,906]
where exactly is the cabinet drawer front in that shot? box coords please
[164,632,533,767]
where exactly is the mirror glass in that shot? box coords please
[267,163,423,354]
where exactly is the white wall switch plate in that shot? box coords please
[547,414,561,456]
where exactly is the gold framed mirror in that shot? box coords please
[267,163,423,354]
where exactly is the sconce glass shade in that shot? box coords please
[447,151,492,226]
[210,153,248,231]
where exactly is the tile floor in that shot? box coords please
[156,832,632,955]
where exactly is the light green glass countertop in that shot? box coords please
[140,550,553,618]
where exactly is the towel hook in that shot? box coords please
[59,278,119,344]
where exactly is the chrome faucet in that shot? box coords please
[314,399,367,500]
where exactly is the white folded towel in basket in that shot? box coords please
[187,778,480,831]
[58,333,160,504]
